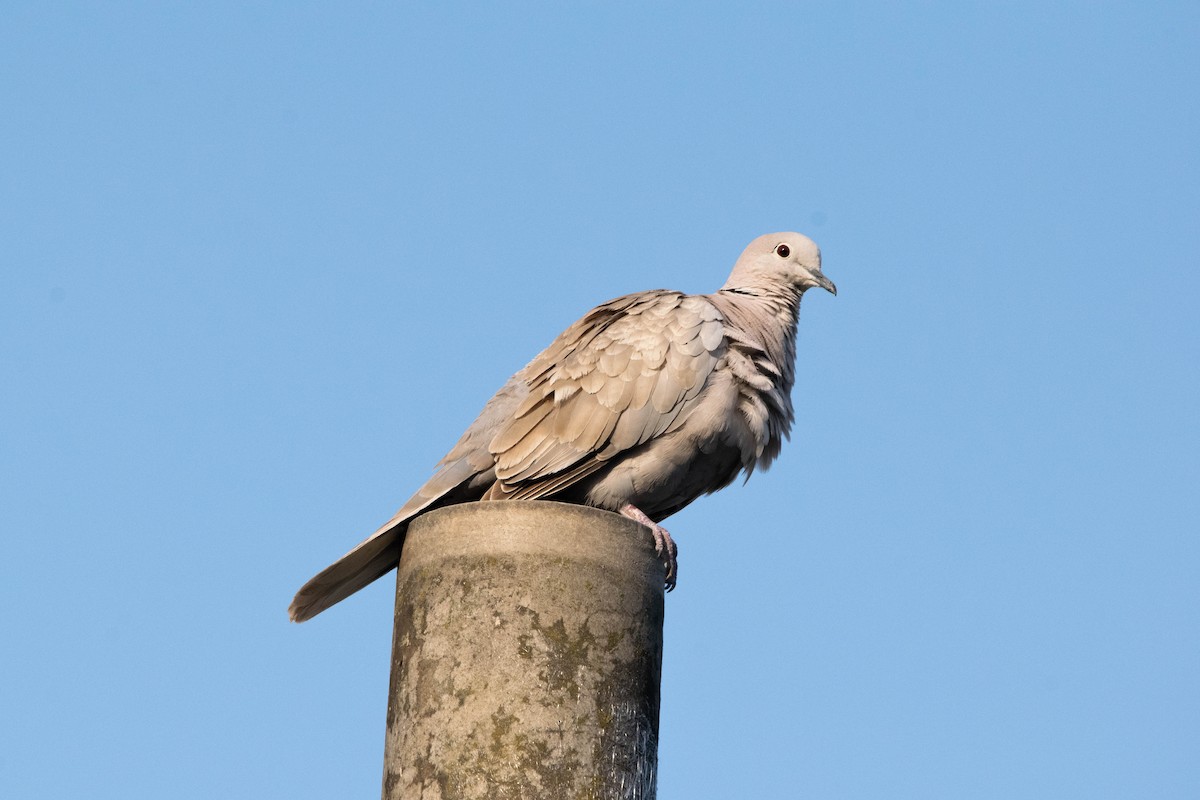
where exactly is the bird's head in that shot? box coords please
[723,232,836,296]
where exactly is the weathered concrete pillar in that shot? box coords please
[382,501,665,800]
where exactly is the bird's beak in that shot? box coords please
[809,271,837,296]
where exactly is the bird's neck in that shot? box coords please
[718,277,803,330]
[713,280,803,379]
[710,278,802,472]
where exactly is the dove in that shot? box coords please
[289,232,835,622]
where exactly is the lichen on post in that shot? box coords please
[382,501,665,800]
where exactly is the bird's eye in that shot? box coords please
[775,244,790,258]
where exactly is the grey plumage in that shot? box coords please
[289,232,835,622]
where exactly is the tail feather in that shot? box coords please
[290,377,530,621]
[288,523,406,622]
[288,457,486,622]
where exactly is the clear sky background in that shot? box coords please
[2,3,1197,798]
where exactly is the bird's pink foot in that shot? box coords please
[619,504,678,591]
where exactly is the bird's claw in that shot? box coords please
[653,526,678,592]
[620,504,678,591]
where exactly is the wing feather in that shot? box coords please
[489,292,725,497]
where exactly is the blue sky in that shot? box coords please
[2,3,1197,797]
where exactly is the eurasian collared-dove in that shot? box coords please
[289,232,835,622]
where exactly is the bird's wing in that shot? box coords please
[485,290,727,500]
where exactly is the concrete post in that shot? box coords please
[382,501,665,800]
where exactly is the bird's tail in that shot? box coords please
[288,523,406,622]
[290,454,488,621]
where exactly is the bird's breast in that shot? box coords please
[580,373,748,520]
